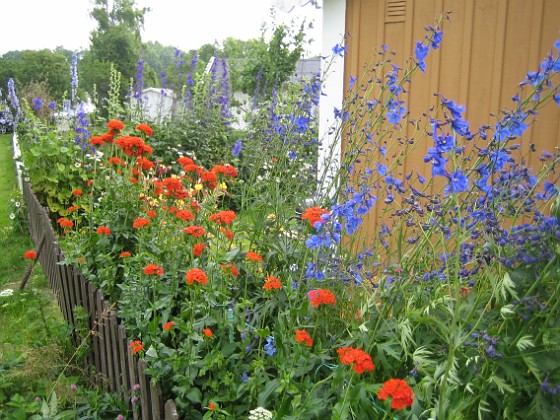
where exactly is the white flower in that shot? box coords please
[9,213,15,219]
[248,407,273,420]
[15,201,21,207]
[0,289,14,298]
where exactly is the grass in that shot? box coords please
[0,133,78,416]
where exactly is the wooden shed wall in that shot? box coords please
[342,0,560,245]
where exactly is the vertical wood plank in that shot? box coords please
[109,311,121,394]
[96,290,108,387]
[117,325,130,395]
[102,301,116,391]
[137,359,152,420]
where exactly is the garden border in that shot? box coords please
[22,178,178,420]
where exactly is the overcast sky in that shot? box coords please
[0,0,322,56]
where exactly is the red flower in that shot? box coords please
[203,328,213,338]
[177,156,195,167]
[96,226,111,235]
[378,379,415,410]
[301,206,330,228]
[185,268,208,285]
[115,135,153,157]
[129,340,143,354]
[264,275,282,290]
[207,402,216,410]
[337,347,375,374]
[183,225,206,237]
[133,217,151,229]
[136,156,155,171]
[193,242,206,257]
[135,123,153,137]
[308,289,336,307]
[295,329,313,347]
[176,210,195,221]
[67,205,79,212]
[220,263,239,278]
[200,171,218,189]
[107,119,125,131]
[143,264,164,276]
[211,164,238,178]
[109,156,126,166]
[57,217,74,228]
[208,210,236,225]
[146,210,157,219]
[220,227,234,241]
[246,251,263,262]
[120,251,131,258]
[24,250,37,260]
[72,189,83,196]
[163,321,176,331]
[89,136,106,146]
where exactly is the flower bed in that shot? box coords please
[12,17,560,419]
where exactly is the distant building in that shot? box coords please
[134,87,176,122]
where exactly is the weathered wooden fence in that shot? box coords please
[23,179,178,420]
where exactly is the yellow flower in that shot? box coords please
[219,182,227,190]
[195,183,203,191]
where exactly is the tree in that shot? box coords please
[87,0,149,105]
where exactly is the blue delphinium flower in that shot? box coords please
[332,43,347,57]
[264,335,276,356]
[33,98,43,111]
[7,78,21,121]
[415,41,430,72]
[74,101,90,149]
[445,170,469,194]
[232,139,242,157]
[135,59,145,100]
[70,52,79,103]
[48,101,57,110]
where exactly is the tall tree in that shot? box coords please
[86,0,149,104]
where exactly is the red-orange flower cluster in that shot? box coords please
[107,119,125,131]
[378,379,415,410]
[337,347,375,374]
[115,135,153,157]
[246,251,264,262]
[203,327,213,338]
[295,329,313,347]
[96,226,111,235]
[72,189,83,196]
[163,321,176,331]
[220,227,234,241]
[135,123,153,137]
[143,264,164,276]
[24,250,37,260]
[193,242,206,257]
[133,217,151,229]
[176,210,195,221]
[301,206,330,228]
[264,275,282,290]
[183,225,206,237]
[220,263,239,278]
[200,171,218,189]
[212,164,238,178]
[308,289,336,307]
[120,251,132,258]
[136,156,155,171]
[129,340,143,354]
[208,210,236,225]
[57,217,74,228]
[185,268,208,285]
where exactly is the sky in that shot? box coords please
[0,0,322,56]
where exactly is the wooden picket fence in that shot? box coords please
[23,180,178,420]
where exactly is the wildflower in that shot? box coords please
[212,164,238,178]
[200,170,218,189]
[264,275,282,290]
[337,347,375,374]
[185,268,208,285]
[220,227,234,240]
[246,252,264,262]
[129,340,144,354]
[193,242,206,257]
[264,335,276,356]
[133,217,151,229]
[24,250,37,260]
[116,415,125,420]
[207,402,216,410]
[203,328,213,338]
[143,264,164,276]
[57,217,74,228]
[0,289,15,298]
[177,156,195,166]
[120,251,131,258]
[295,329,313,347]
[232,139,242,156]
[96,226,111,235]
[183,225,206,237]
[220,263,239,278]
[301,206,330,228]
[209,210,236,225]
[308,289,336,307]
[72,189,83,196]
[378,378,415,410]
[176,209,194,221]
[107,119,125,131]
[136,156,155,171]
[109,156,125,166]
[89,136,106,146]
[115,135,153,157]
[135,123,153,137]
[70,384,77,392]
[131,396,139,405]
[248,407,273,420]
[163,321,175,331]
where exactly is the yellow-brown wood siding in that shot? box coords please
[343,0,560,247]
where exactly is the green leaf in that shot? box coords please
[186,387,202,403]
[257,379,281,407]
